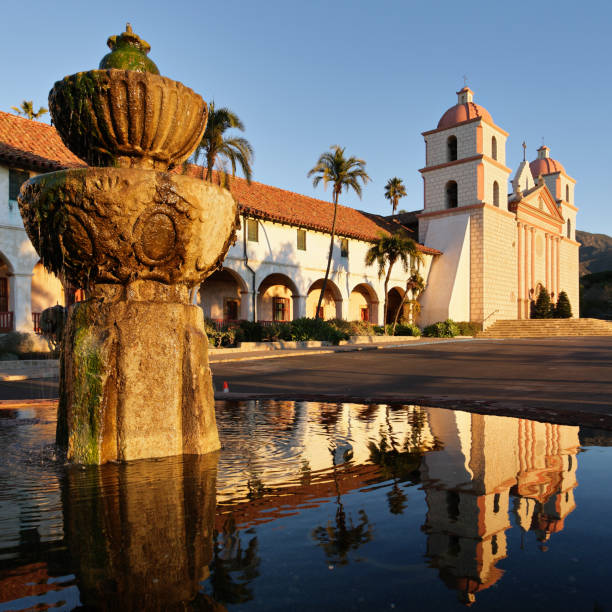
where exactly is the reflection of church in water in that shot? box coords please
[420,410,579,605]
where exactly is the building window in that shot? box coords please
[566,185,570,202]
[491,136,497,161]
[340,238,349,258]
[0,278,8,312]
[360,307,369,322]
[493,181,499,207]
[567,218,571,239]
[445,181,458,209]
[273,297,290,322]
[247,218,259,242]
[224,298,239,321]
[447,135,457,162]
[9,169,29,201]
[297,228,307,251]
[491,534,498,556]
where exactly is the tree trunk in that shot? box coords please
[206,153,215,182]
[382,263,394,334]
[316,189,340,320]
[392,284,411,334]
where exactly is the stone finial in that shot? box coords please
[100,23,160,74]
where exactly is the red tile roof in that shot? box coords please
[0,111,84,171]
[0,112,439,254]
[178,165,440,254]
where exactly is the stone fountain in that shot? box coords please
[18,24,237,464]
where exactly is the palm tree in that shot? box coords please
[390,249,425,332]
[308,145,370,319]
[194,102,253,185]
[365,232,415,332]
[384,177,406,214]
[11,100,48,120]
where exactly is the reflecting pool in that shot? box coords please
[1,401,611,610]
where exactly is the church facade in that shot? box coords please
[417,87,579,327]
[0,87,580,333]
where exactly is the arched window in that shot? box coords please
[445,181,458,208]
[493,181,500,207]
[491,136,497,161]
[567,218,571,239]
[447,135,457,162]
[566,185,570,202]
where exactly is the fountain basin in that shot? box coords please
[49,69,207,169]
[18,167,238,290]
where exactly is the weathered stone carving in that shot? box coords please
[18,24,236,463]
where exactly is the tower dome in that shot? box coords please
[529,145,565,177]
[437,87,493,130]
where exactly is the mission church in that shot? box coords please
[0,87,578,333]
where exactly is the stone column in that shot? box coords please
[11,273,34,332]
[524,225,530,317]
[529,227,538,299]
[545,233,550,291]
[294,294,307,319]
[555,237,561,297]
[517,222,523,319]
[241,290,255,321]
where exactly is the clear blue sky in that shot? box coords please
[2,0,610,235]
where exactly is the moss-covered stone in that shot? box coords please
[99,23,159,74]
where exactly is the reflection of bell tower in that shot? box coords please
[421,409,580,603]
[418,87,516,328]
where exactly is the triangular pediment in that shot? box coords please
[520,184,564,222]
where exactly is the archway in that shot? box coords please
[31,261,65,332]
[258,273,299,322]
[199,268,248,323]
[306,279,342,320]
[0,252,13,332]
[386,286,406,324]
[349,283,379,323]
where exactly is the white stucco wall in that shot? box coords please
[201,215,435,325]
[418,212,471,325]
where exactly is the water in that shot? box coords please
[1,400,611,611]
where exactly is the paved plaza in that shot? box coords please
[1,337,611,428]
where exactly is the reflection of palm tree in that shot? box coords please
[207,516,260,604]
[312,446,373,565]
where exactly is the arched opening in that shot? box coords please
[447,136,457,162]
[566,185,570,202]
[258,273,298,323]
[0,252,13,332]
[349,283,379,324]
[445,181,458,209]
[386,286,406,324]
[306,279,342,320]
[199,268,248,324]
[491,136,497,161]
[31,261,65,333]
[567,218,571,239]
[493,181,500,207]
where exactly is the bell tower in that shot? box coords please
[417,88,516,328]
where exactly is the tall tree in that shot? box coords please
[555,290,572,318]
[194,102,253,185]
[384,177,407,214]
[391,262,425,332]
[308,145,370,319]
[11,100,48,120]
[365,232,414,333]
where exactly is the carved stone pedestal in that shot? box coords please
[57,295,220,463]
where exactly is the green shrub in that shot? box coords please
[555,291,572,318]
[0,331,53,358]
[455,321,481,336]
[393,323,421,336]
[289,318,348,345]
[423,319,460,338]
[532,288,553,319]
[235,320,263,342]
[203,319,237,347]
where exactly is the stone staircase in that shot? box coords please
[477,318,612,338]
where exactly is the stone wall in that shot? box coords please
[559,238,580,317]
